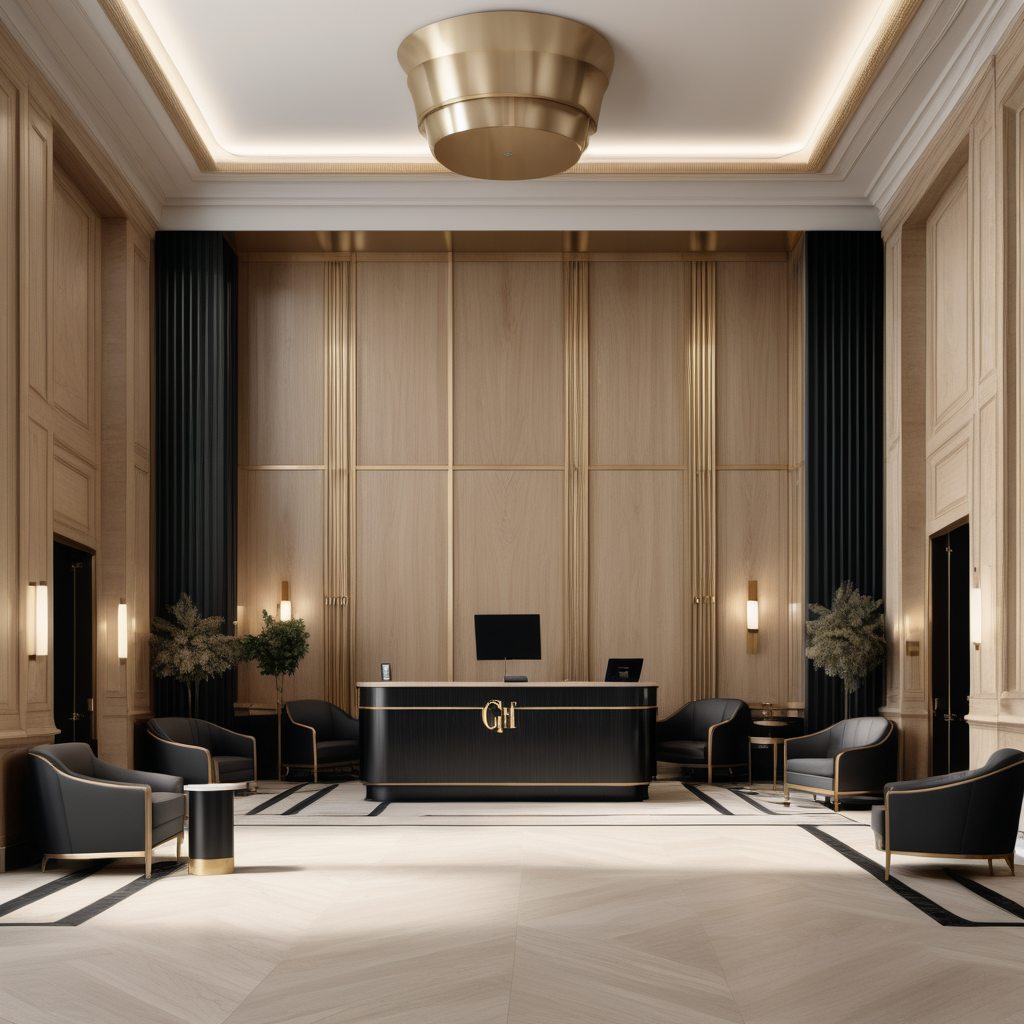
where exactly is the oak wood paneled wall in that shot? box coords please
[238,248,804,717]
[0,21,157,866]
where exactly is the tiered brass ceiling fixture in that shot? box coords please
[397,11,614,180]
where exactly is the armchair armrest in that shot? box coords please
[883,782,970,854]
[44,761,148,853]
[146,729,213,785]
[655,705,691,742]
[329,705,360,742]
[212,723,259,762]
[281,710,316,764]
[835,726,897,792]
[95,762,183,793]
[784,728,831,760]
[708,710,749,766]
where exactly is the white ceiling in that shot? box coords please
[132,0,889,164]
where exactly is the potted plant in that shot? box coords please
[240,610,310,778]
[150,593,241,717]
[805,581,885,720]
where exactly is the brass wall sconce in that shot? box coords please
[117,599,128,663]
[746,580,759,654]
[27,581,48,659]
[280,581,292,622]
[970,584,981,649]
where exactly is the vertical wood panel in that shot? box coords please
[589,470,687,714]
[25,109,51,404]
[133,244,150,455]
[356,471,447,684]
[26,419,50,709]
[716,262,788,465]
[454,261,563,465]
[453,470,564,682]
[237,470,325,702]
[243,261,324,467]
[589,262,686,465]
[131,464,150,710]
[357,261,447,465]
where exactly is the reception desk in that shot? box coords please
[358,682,657,801]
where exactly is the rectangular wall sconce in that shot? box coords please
[280,581,292,622]
[746,580,758,654]
[970,585,981,650]
[117,600,128,662]
[27,582,48,659]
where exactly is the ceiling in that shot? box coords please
[118,0,908,172]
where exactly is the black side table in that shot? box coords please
[184,783,246,875]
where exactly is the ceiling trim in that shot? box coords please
[95,0,924,176]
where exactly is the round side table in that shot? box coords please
[184,782,246,875]
[748,734,787,790]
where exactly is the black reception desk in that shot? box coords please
[358,681,657,801]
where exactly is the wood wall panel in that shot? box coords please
[52,443,93,540]
[26,418,49,710]
[52,174,95,432]
[242,261,324,467]
[589,262,686,465]
[716,262,788,466]
[236,470,325,702]
[454,261,563,466]
[355,471,447,684]
[930,433,971,525]
[25,108,51,405]
[356,261,447,466]
[453,470,564,682]
[716,470,790,705]
[589,470,687,714]
[131,463,150,710]
[927,173,971,434]
[133,244,150,454]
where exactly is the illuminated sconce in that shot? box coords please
[280,581,292,622]
[27,581,48,659]
[746,580,759,654]
[970,585,981,650]
[117,599,128,662]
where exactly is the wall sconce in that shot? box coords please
[27,582,48,659]
[280,581,292,622]
[117,599,128,662]
[746,580,759,654]
[970,585,981,650]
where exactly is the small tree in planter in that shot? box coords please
[240,611,310,778]
[805,581,885,721]
[150,593,241,717]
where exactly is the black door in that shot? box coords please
[53,541,95,749]
[931,522,970,775]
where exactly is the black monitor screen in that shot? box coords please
[474,614,542,661]
[605,658,643,682]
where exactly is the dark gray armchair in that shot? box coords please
[783,716,897,811]
[871,748,1024,880]
[655,698,751,783]
[147,717,257,788]
[29,742,185,878]
[282,700,360,782]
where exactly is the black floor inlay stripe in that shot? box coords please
[0,860,112,919]
[246,783,307,815]
[727,788,777,815]
[683,784,733,815]
[802,825,1024,927]
[284,785,338,815]
[367,801,389,816]
[945,868,1024,920]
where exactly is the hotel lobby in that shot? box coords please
[2,1,1024,1022]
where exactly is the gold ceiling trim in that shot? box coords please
[97,0,923,177]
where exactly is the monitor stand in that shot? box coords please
[503,658,527,683]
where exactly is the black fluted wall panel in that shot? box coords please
[154,233,238,724]
[805,232,885,732]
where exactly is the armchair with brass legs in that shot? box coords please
[871,748,1024,881]
[147,717,258,788]
[281,700,360,783]
[655,698,752,783]
[782,716,897,812]
[29,742,185,879]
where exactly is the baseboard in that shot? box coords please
[0,838,40,872]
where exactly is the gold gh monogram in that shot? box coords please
[481,700,517,733]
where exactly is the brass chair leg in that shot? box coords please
[177,835,182,862]
[145,850,152,880]
[885,852,891,881]
[988,858,994,876]
[783,783,789,806]
[1006,855,1015,875]
[40,855,49,873]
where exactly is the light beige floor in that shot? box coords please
[1,797,1022,1024]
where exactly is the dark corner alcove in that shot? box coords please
[154,232,238,725]
[804,231,885,732]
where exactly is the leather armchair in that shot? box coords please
[147,717,257,788]
[29,742,185,878]
[655,698,751,783]
[871,748,1024,880]
[282,700,360,782]
[783,716,897,811]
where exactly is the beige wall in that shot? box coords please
[881,19,1024,778]
[237,248,805,717]
[0,23,156,867]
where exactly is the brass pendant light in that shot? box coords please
[398,11,614,180]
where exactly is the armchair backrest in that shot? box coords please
[287,700,336,736]
[662,698,747,741]
[31,742,97,778]
[825,717,891,756]
[149,717,227,752]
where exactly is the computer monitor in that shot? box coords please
[474,614,541,681]
[604,658,643,683]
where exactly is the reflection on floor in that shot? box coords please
[0,784,1022,1024]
